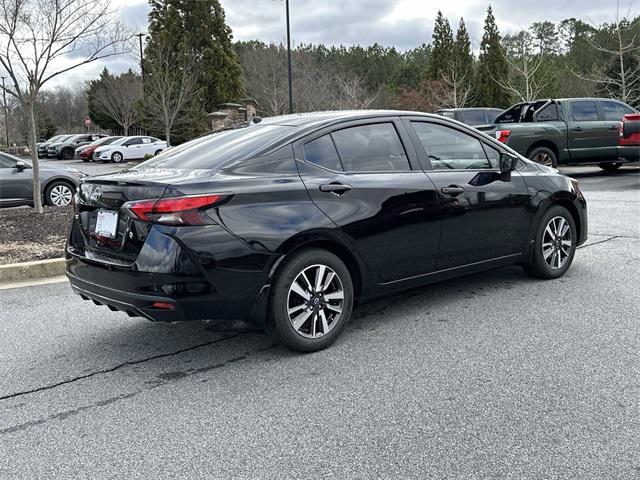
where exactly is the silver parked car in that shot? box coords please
[0,152,87,207]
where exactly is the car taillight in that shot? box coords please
[124,194,227,225]
[496,130,511,143]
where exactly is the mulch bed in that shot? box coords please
[0,206,74,264]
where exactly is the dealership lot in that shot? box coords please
[0,166,638,478]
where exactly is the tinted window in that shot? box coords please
[411,122,494,170]
[303,135,342,171]
[139,125,295,171]
[571,101,599,121]
[460,110,487,126]
[125,138,143,146]
[601,101,634,121]
[331,123,409,172]
[536,104,559,121]
[0,153,16,168]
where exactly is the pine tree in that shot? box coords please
[452,18,474,104]
[144,0,244,141]
[474,6,510,107]
[426,11,454,80]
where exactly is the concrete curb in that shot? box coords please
[0,257,66,284]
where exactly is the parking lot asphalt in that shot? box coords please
[1,165,638,479]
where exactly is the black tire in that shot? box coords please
[154,150,163,156]
[523,205,577,279]
[111,151,123,163]
[61,149,74,160]
[599,162,623,172]
[44,181,75,207]
[82,158,90,163]
[269,248,354,352]
[528,146,558,168]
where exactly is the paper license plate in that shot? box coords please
[95,209,119,238]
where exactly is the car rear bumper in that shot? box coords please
[618,146,640,162]
[65,221,276,324]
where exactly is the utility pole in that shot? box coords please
[136,33,146,83]
[285,0,293,114]
[1,77,8,148]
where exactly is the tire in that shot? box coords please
[523,205,577,279]
[111,151,123,163]
[44,181,75,207]
[61,149,74,160]
[82,158,90,163]
[269,249,354,352]
[154,150,163,156]
[528,146,558,168]
[599,162,622,172]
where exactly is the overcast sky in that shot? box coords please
[51,0,639,89]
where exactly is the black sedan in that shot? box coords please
[66,111,587,352]
[0,152,86,207]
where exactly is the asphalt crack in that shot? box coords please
[577,235,619,249]
[0,329,260,402]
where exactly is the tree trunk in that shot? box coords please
[165,126,171,148]
[28,101,44,214]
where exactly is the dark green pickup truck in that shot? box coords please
[478,98,638,170]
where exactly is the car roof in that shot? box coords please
[258,110,440,129]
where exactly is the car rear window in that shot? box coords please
[460,110,487,125]
[138,125,294,170]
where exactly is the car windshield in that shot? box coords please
[137,125,295,170]
[94,136,121,146]
[54,135,73,142]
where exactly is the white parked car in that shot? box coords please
[93,136,167,163]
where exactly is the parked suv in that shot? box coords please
[436,108,504,126]
[38,134,72,158]
[48,134,107,160]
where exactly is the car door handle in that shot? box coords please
[440,185,465,196]
[319,183,351,195]
[608,125,619,131]
[573,127,583,132]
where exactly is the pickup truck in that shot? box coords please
[478,97,638,170]
[618,113,640,163]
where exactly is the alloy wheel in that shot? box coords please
[113,152,123,163]
[50,184,73,206]
[287,264,344,339]
[533,152,554,166]
[542,216,572,270]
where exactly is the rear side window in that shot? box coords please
[536,104,559,121]
[460,110,487,126]
[411,122,494,170]
[571,101,599,121]
[139,125,295,170]
[331,123,409,172]
[303,135,342,171]
[601,101,635,121]
[125,138,143,146]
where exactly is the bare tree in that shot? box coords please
[0,0,128,212]
[92,71,142,136]
[141,43,201,147]
[494,31,552,102]
[574,0,640,105]
[438,59,474,108]
[334,75,379,110]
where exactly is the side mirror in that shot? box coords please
[499,153,518,173]
[15,161,29,171]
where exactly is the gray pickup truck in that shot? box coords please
[478,98,638,170]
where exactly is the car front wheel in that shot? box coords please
[45,181,75,207]
[269,249,354,352]
[111,152,123,163]
[523,205,577,279]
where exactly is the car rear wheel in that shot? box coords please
[528,146,558,168]
[269,249,353,352]
[61,149,74,160]
[599,162,622,172]
[45,181,75,207]
[154,150,163,156]
[523,205,576,279]
[111,152,123,163]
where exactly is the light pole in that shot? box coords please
[136,33,146,83]
[1,76,8,148]
[285,0,293,114]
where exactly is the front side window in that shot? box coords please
[331,123,409,172]
[601,101,634,121]
[303,135,342,171]
[0,153,16,168]
[571,101,599,121]
[411,122,495,170]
